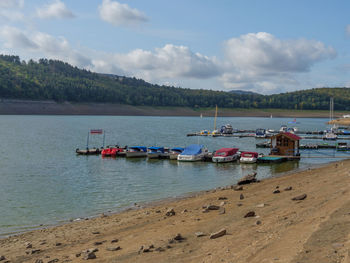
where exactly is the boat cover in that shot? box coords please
[148,146,165,152]
[241,151,258,158]
[129,146,147,152]
[171,147,184,152]
[181,144,203,155]
[214,148,238,157]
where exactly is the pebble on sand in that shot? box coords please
[291,194,307,201]
[165,208,176,216]
[244,211,256,218]
[209,229,226,239]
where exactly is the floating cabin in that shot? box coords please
[258,132,301,163]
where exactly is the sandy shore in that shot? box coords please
[1,160,350,263]
[0,99,348,117]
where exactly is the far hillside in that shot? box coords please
[0,54,349,110]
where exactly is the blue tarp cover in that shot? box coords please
[130,146,147,152]
[171,147,184,152]
[148,146,164,152]
[181,144,203,155]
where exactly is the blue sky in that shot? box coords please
[0,0,349,94]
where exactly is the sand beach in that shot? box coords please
[1,159,350,263]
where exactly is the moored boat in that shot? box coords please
[239,151,259,163]
[212,148,239,163]
[76,148,101,155]
[255,128,266,138]
[177,144,208,162]
[169,147,184,160]
[126,146,147,158]
[147,146,169,159]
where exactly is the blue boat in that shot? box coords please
[177,144,208,162]
[147,146,168,159]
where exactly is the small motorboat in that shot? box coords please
[220,124,233,134]
[239,151,259,164]
[177,144,208,162]
[279,125,287,132]
[212,148,239,163]
[147,146,169,159]
[337,142,349,151]
[255,128,266,138]
[76,148,101,155]
[126,146,148,158]
[101,146,127,157]
[323,129,337,140]
[101,147,118,157]
[169,147,184,160]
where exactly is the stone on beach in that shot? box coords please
[165,208,176,216]
[195,232,205,237]
[106,246,121,251]
[273,189,281,194]
[244,211,256,218]
[240,193,244,200]
[284,186,293,191]
[218,197,227,200]
[291,194,307,201]
[237,172,257,185]
[234,185,243,191]
[0,256,5,261]
[82,251,96,260]
[209,228,226,239]
[111,239,119,243]
[207,205,220,210]
[34,259,43,263]
[219,207,225,214]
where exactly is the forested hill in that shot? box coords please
[0,54,350,110]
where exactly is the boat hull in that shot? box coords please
[212,155,238,163]
[126,151,147,158]
[177,154,204,162]
[240,157,257,164]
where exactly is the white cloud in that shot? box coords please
[99,0,148,27]
[98,44,221,81]
[0,10,25,21]
[0,0,24,8]
[36,0,75,19]
[346,25,350,37]
[0,26,90,67]
[221,32,336,93]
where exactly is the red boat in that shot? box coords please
[101,146,126,157]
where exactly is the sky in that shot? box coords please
[0,0,349,94]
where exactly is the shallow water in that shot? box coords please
[0,115,347,236]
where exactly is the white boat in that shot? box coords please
[126,146,148,158]
[279,125,287,132]
[177,144,208,162]
[220,124,233,134]
[212,148,239,163]
[169,147,184,160]
[323,129,337,140]
[240,151,259,164]
[255,128,266,138]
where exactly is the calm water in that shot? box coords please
[0,115,346,236]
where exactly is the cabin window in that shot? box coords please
[277,138,282,146]
[283,138,289,146]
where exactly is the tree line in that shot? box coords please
[0,54,349,110]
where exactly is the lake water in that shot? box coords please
[0,115,347,236]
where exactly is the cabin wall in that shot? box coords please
[270,135,299,156]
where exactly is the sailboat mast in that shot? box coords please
[214,105,218,131]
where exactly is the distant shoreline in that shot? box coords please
[0,99,347,118]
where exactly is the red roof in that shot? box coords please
[274,132,301,140]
